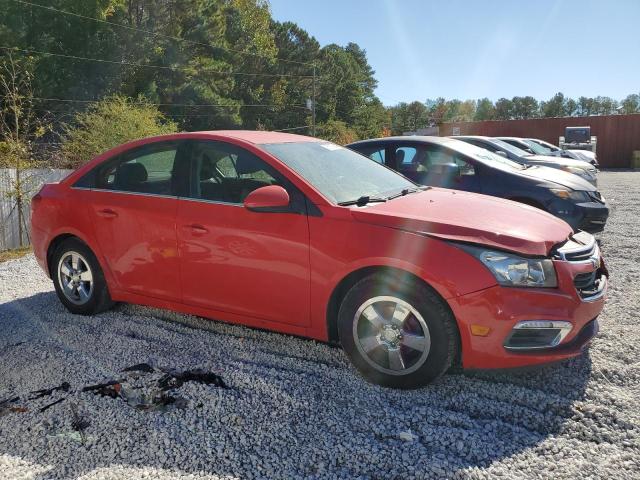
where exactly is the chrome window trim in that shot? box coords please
[178,196,244,208]
[72,186,255,208]
[70,186,176,200]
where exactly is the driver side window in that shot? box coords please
[187,141,282,204]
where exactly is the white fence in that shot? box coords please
[0,168,72,251]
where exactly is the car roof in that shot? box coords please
[348,136,463,147]
[192,130,322,145]
[454,135,490,140]
[497,137,527,141]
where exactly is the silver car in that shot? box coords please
[455,136,598,186]
[526,138,598,167]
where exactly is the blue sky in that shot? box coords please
[269,0,640,106]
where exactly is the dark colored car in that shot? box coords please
[347,136,609,233]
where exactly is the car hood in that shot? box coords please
[526,154,593,170]
[349,188,572,256]
[518,164,597,191]
[568,149,596,160]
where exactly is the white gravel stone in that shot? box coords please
[0,171,639,479]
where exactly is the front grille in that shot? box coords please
[574,268,606,299]
[554,231,606,300]
[553,231,598,262]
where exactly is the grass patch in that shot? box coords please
[0,246,32,262]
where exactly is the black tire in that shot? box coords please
[337,274,459,389]
[51,237,114,315]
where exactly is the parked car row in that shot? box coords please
[32,130,608,389]
[347,136,609,233]
[502,137,599,167]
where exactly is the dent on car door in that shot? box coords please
[81,141,186,300]
[176,140,311,326]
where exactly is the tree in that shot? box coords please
[621,93,640,114]
[62,95,177,167]
[494,98,513,120]
[474,98,495,121]
[0,54,46,246]
[317,119,357,145]
[540,92,567,118]
[577,97,594,116]
[511,96,539,119]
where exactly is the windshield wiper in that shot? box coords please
[386,186,424,200]
[337,195,388,206]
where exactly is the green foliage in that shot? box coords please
[61,95,177,167]
[621,94,640,114]
[1,0,639,156]
[317,120,357,145]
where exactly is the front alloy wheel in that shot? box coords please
[338,274,458,389]
[353,296,431,375]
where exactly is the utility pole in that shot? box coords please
[312,63,317,137]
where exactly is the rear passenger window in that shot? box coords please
[96,143,182,196]
[355,146,386,164]
[189,141,283,204]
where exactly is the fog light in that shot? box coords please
[504,320,573,350]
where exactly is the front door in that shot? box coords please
[176,140,311,326]
[87,141,187,301]
[392,144,481,192]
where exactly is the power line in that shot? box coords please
[0,46,314,79]
[273,125,310,132]
[17,96,308,109]
[11,0,315,68]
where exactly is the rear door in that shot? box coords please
[176,140,311,326]
[86,141,188,300]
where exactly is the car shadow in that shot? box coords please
[0,291,593,478]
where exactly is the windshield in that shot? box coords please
[531,139,560,152]
[489,138,532,158]
[261,141,417,204]
[521,139,552,155]
[446,139,524,170]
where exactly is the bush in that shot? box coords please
[317,120,358,145]
[62,95,177,167]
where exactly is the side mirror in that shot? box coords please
[244,185,291,213]
[495,150,508,158]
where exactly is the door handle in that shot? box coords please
[97,208,118,218]
[185,224,209,235]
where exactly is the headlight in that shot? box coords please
[459,245,557,288]
[550,189,591,202]
[561,166,593,179]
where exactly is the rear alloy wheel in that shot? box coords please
[338,274,458,388]
[57,251,94,305]
[52,238,113,315]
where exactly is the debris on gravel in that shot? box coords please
[0,171,639,479]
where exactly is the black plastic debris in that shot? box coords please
[122,363,154,374]
[40,397,65,412]
[82,381,122,398]
[158,369,228,390]
[29,382,71,400]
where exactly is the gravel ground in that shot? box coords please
[1,171,639,480]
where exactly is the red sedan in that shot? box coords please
[31,131,607,388]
